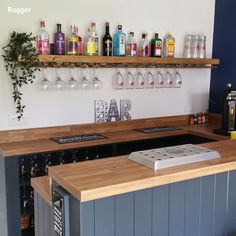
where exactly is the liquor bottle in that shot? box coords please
[126,32,137,57]
[91,20,99,55]
[150,33,162,57]
[86,26,97,56]
[163,32,175,57]
[138,33,150,57]
[54,24,65,55]
[113,25,126,56]
[103,22,112,56]
[75,27,83,55]
[67,25,78,55]
[37,20,50,55]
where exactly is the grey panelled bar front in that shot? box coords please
[34,171,236,236]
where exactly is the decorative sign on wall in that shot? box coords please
[95,99,132,123]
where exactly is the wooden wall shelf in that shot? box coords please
[19,55,220,68]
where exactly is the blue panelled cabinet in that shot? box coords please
[34,171,236,236]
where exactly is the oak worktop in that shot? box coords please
[0,115,227,157]
[46,139,236,202]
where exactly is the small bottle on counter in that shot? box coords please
[197,113,202,124]
[194,114,198,124]
[189,115,194,125]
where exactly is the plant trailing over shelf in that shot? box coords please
[2,31,40,120]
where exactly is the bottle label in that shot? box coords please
[127,43,137,56]
[95,37,99,55]
[55,37,65,55]
[68,37,78,55]
[119,35,126,55]
[104,39,112,56]
[87,41,97,55]
[166,39,175,57]
[37,39,49,55]
[155,41,162,56]
[77,41,83,55]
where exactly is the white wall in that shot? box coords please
[0,0,216,130]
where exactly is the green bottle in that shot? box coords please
[150,33,162,57]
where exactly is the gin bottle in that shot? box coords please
[37,20,50,55]
[91,20,99,55]
[126,32,137,57]
[54,24,65,55]
[139,33,150,57]
[113,25,126,56]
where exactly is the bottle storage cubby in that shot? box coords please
[18,133,216,236]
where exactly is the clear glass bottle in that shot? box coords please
[37,20,50,55]
[184,35,192,58]
[191,35,199,58]
[150,33,162,57]
[67,25,78,55]
[198,35,206,58]
[139,33,150,57]
[163,32,175,58]
[113,25,126,56]
[91,20,99,55]
[54,24,65,55]
[126,32,137,57]
[86,27,97,56]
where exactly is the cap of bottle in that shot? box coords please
[142,33,146,39]
[57,24,61,32]
[92,21,96,27]
[155,33,159,38]
[130,32,134,36]
[40,21,45,27]
[118,25,122,30]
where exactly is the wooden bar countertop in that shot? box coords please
[0,115,228,157]
[46,139,236,203]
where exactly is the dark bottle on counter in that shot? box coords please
[54,24,65,55]
[150,33,162,57]
[103,22,113,56]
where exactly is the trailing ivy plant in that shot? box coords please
[2,31,40,120]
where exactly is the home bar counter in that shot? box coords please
[0,114,234,236]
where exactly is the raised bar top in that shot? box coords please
[47,139,236,202]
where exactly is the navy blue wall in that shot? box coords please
[209,0,236,113]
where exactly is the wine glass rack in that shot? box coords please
[18,55,220,68]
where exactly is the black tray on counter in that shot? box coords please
[135,126,183,134]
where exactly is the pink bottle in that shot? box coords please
[37,20,50,55]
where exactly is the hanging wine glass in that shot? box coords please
[113,68,124,90]
[155,70,164,88]
[145,70,155,89]
[55,67,65,90]
[173,69,183,88]
[38,67,52,91]
[91,68,103,90]
[164,69,173,88]
[80,68,90,90]
[125,68,134,89]
[135,68,145,89]
[67,66,79,90]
